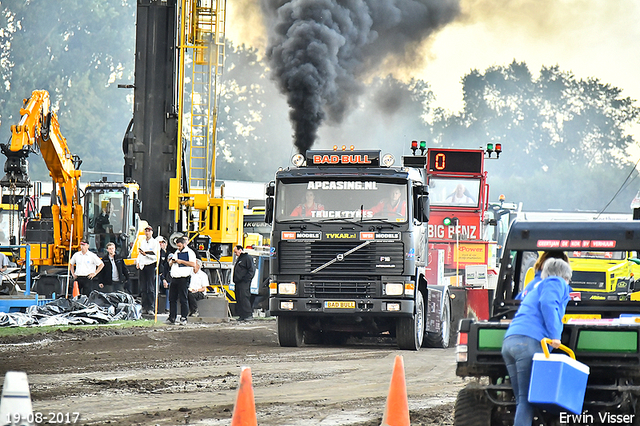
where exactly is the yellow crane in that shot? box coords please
[1,90,83,266]
[169,0,242,264]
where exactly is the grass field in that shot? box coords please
[0,319,157,338]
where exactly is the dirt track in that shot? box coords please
[0,318,466,425]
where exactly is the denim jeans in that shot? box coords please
[502,334,544,426]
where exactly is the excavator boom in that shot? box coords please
[1,90,83,265]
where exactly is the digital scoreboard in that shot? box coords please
[427,149,483,173]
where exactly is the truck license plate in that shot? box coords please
[325,301,355,309]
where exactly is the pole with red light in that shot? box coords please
[485,143,502,158]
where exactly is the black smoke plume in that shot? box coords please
[262,0,460,153]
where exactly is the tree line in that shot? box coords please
[1,1,638,212]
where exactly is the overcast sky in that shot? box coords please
[226,0,640,143]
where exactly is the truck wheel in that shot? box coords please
[396,290,425,350]
[454,387,491,426]
[424,298,451,348]
[277,316,303,347]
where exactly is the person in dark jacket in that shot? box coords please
[98,242,129,293]
[232,245,255,321]
[158,237,171,313]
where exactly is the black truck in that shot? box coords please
[454,220,640,425]
[265,149,453,350]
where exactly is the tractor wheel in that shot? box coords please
[454,386,492,426]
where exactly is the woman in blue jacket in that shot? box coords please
[502,257,573,426]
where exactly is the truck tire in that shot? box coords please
[454,386,491,426]
[424,298,451,348]
[277,316,303,347]
[396,291,425,350]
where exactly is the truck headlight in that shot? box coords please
[385,283,404,296]
[278,282,297,295]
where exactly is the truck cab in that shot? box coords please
[567,249,640,300]
[266,148,445,350]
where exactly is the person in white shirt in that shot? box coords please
[188,259,208,317]
[445,184,475,205]
[70,240,104,296]
[135,225,160,314]
[166,236,196,325]
[0,252,9,287]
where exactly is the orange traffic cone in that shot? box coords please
[381,355,410,426]
[72,281,80,298]
[231,367,257,426]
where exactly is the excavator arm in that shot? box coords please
[1,90,83,265]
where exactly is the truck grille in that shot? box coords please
[571,271,607,290]
[302,278,376,298]
[278,241,404,275]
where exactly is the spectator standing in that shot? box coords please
[166,237,196,325]
[232,245,255,321]
[0,252,9,287]
[188,259,208,317]
[135,225,160,314]
[70,240,104,296]
[158,236,171,313]
[98,242,129,293]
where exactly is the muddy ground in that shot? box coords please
[0,318,468,425]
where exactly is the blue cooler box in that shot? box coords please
[528,352,590,414]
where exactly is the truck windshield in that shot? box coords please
[85,190,126,255]
[429,177,480,207]
[568,251,626,260]
[275,180,408,223]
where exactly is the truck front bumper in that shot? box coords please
[269,297,415,317]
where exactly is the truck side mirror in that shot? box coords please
[415,195,430,223]
[265,197,274,224]
[266,181,275,197]
[413,186,429,223]
[265,181,275,224]
[134,198,142,214]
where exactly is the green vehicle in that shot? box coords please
[454,220,640,426]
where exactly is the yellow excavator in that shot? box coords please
[0,89,83,274]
